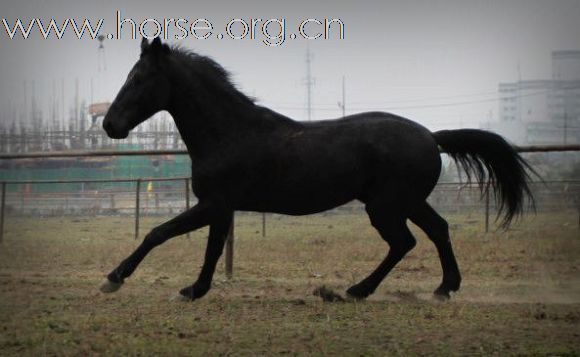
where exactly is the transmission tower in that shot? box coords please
[97,34,107,72]
[303,46,315,121]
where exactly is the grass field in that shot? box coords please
[0,210,579,355]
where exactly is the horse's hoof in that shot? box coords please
[433,288,451,301]
[345,293,366,302]
[345,285,370,301]
[99,279,123,293]
[170,292,191,302]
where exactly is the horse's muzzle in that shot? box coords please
[103,115,129,139]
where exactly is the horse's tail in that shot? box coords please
[432,129,537,228]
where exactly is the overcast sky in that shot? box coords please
[1,0,579,132]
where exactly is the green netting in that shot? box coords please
[0,144,191,193]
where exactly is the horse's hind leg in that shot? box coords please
[409,202,461,299]
[346,200,417,300]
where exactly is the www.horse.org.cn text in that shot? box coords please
[1,11,345,47]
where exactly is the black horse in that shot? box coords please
[101,38,534,301]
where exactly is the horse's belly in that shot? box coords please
[238,182,359,215]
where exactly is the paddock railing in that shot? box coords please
[1,144,580,160]
[0,177,578,236]
[1,145,579,278]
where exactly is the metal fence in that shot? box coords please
[0,177,192,240]
[1,144,579,159]
[1,145,579,277]
[1,177,578,238]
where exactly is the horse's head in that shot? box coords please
[103,37,171,139]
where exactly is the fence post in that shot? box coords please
[110,194,115,212]
[185,178,190,238]
[485,187,490,233]
[225,214,234,279]
[262,212,266,237]
[135,179,141,240]
[0,182,5,244]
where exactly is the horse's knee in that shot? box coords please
[391,235,416,256]
[143,227,165,247]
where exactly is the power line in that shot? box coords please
[270,89,509,107]
[348,89,501,105]
[270,90,553,112]
[269,89,500,107]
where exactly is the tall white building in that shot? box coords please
[492,51,580,145]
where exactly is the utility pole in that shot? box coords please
[338,75,346,118]
[517,62,522,123]
[23,80,27,126]
[563,109,568,145]
[75,78,79,125]
[61,78,65,136]
[52,79,57,131]
[97,34,107,72]
[304,46,315,121]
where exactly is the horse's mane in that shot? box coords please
[168,45,256,106]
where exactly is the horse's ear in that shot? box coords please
[150,37,170,56]
[140,38,149,53]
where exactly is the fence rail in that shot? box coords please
[1,144,579,278]
[1,144,580,160]
[0,176,192,241]
[0,149,188,159]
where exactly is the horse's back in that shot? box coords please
[232,112,441,214]
[299,112,440,178]
[305,112,441,199]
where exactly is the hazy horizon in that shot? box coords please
[1,0,579,134]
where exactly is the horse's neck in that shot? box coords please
[167,86,258,159]
[165,61,299,159]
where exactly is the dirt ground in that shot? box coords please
[0,210,579,355]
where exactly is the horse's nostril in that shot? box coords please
[103,120,112,133]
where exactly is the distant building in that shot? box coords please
[553,50,580,81]
[491,51,580,145]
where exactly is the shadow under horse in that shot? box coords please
[101,38,535,301]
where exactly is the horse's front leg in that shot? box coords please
[177,211,233,301]
[100,201,218,293]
